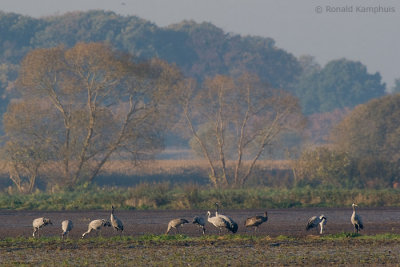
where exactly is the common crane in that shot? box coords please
[32,217,52,238]
[82,219,111,238]
[61,219,73,239]
[351,203,364,233]
[110,206,124,233]
[166,218,189,234]
[192,216,206,235]
[244,211,268,232]
[215,203,238,233]
[306,215,327,234]
[207,211,232,234]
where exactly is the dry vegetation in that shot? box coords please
[0,159,293,191]
[0,159,291,177]
[102,159,291,175]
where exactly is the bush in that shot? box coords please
[294,147,357,188]
[355,156,397,188]
[294,146,398,189]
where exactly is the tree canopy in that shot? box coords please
[294,94,400,189]
[292,58,386,115]
[3,43,182,190]
[331,93,400,162]
[180,73,305,188]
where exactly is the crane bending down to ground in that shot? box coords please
[214,203,238,233]
[32,217,53,237]
[82,219,111,238]
[207,211,233,234]
[192,216,206,235]
[110,206,124,233]
[244,211,268,232]
[351,203,364,233]
[166,218,189,234]
[306,215,327,234]
[61,220,73,239]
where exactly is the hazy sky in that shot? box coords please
[2,0,400,87]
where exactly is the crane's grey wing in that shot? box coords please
[116,217,124,230]
[193,216,205,226]
[355,214,364,229]
[306,216,318,230]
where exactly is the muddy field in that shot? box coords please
[2,207,400,265]
[1,207,400,238]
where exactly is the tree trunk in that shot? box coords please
[184,103,218,188]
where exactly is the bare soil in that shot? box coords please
[1,206,400,238]
[2,207,400,266]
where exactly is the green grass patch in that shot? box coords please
[321,232,400,240]
[4,232,400,248]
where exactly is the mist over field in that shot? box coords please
[0,5,397,198]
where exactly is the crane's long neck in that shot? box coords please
[352,206,357,218]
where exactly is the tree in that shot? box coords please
[331,94,400,162]
[4,42,181,189]
[391,78,400,94]
[3,99,56,192]
[327,94,400,188]
[180,73,305,188]
[292,58,386,115]
[0,63,18,118]
[297,55,321,76]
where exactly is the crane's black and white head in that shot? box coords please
[319,215,327,221]
[192,216,202,224]
[352,203,358,208]
[44,218,53,225]
[102,219,111,227]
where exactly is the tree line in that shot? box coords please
[0,10,398,193]
[0,10,389,118]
